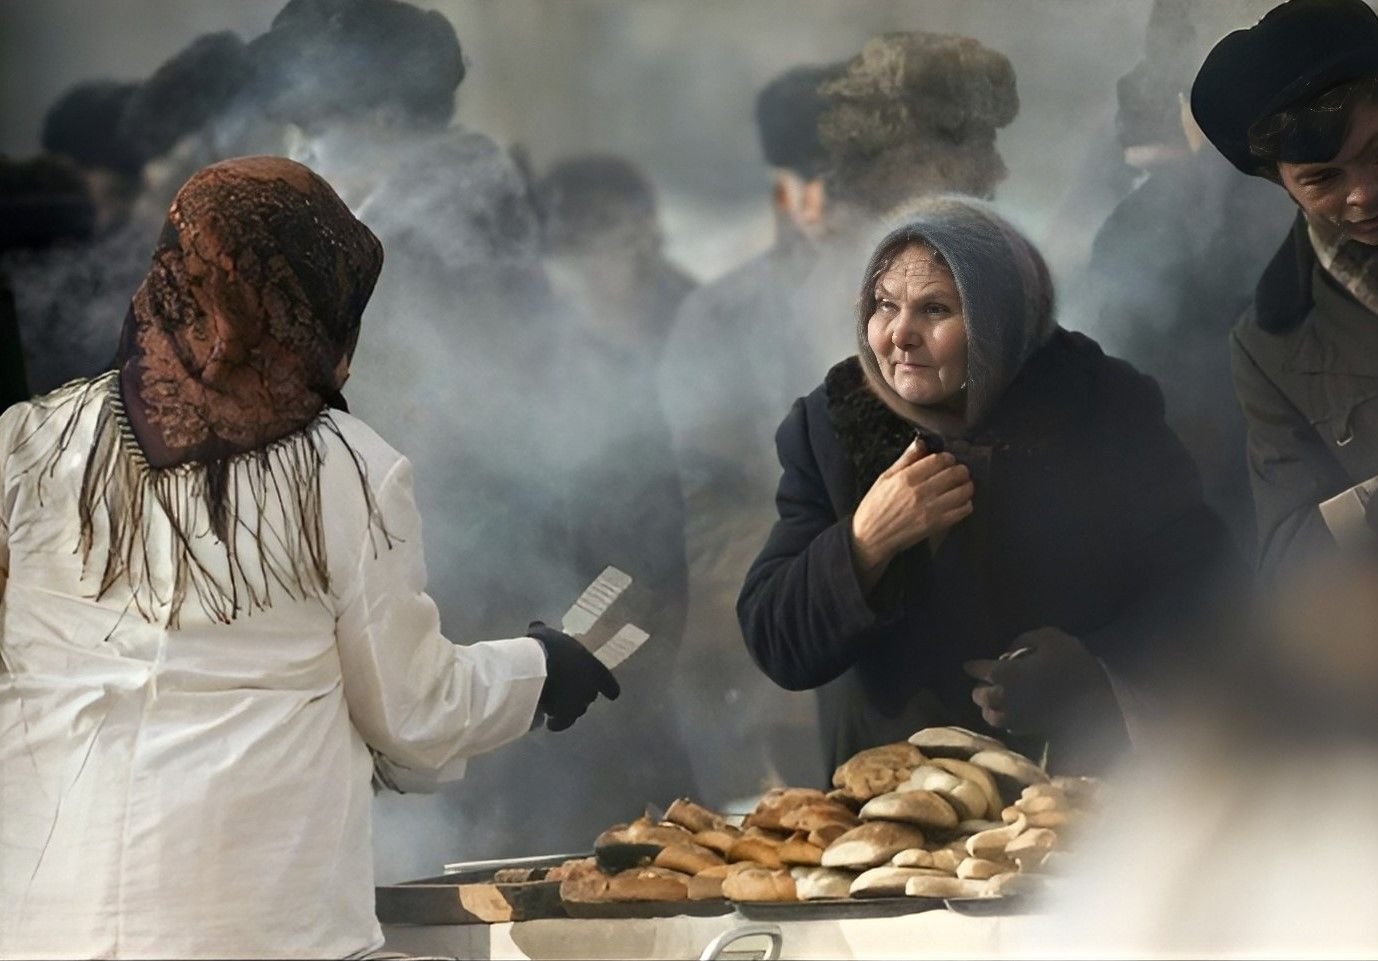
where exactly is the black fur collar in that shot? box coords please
[825,357,929,495]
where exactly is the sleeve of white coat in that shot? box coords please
[333,454,547,785]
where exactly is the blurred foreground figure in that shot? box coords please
[660,32,1020,801]
[1192,0,1378,583]
[0,157,617,959]
[1031,555,1378,955]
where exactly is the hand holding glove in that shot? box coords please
[527,621,621,731]
[963,626,1118,737]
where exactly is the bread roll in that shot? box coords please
[1026,809,1071,830]
[984,871,1037,898]
[826,789,864,812]
[850,866,953,898]
[559,869,612,903]
[790,866,857,900]
[956,857,1014,880]
[859,789,959,830]
[655,841,726,875]
[546,857,599,882]
[1015,794,1064,815]
[778,802,861,834]
[896,766,987,821]
[929,845,965,874]
[889,848,935,869]
[665,798,725,833]
[807,823,851,849]
[727,836,784,869]
[625,818,696,847]
[1020,783,1068,807]
[832,743,927,802]
[967,750,1049,804]
[955,819,1005,835]
[903,875,989,899]
[931,757,1005,820]
[692,826,742,855]
[744,787,831,831]
[722,867,797,902]
[1005,828,1057,870]
[966,813,1027,860]
[606,866,690,902]
[908,726,1005,759]
[778,833,825,866]
[821,821,926,869]
[687,873,725,900]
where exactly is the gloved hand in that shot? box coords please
[962,626,1118,737]
[528,621,621,731]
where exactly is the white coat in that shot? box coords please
[0,376,547,958]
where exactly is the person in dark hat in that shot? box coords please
[1192,0,1378,582]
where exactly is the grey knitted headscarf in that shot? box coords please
[855,195,1056,436]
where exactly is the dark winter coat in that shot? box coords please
[738,331,1237,775]
[1232,215,1378,585]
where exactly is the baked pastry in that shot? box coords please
[790,866,857,900]
[778,802,860,834]
[966,813,1027,860]
[687,873,725,900]
[851,865,953,898]
[956,857,1013,880]
[831,743,927,802]
[889,848,935,869]
[807,823,851,849]
[727,836,785,869]
[744,787,831,831]
[895,766,987,821]
[859,789,959,830]
[692,825,742,855]
[908,726,1006,759]
[930,757,1004,820]
[820,821,927,869]
[778,833,825,866]
[605,866,690,902]
[654,841,725,875]
[967,749,1049,804]
[665,798,725,833]
[903,875,989,899]
[722,867,797,902]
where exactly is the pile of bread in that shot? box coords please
[554,726,1098,906]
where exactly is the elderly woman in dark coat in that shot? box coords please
[737,196,1238,777]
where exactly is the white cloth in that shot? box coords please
[0,384,547,959]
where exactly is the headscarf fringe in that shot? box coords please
[29,372,392,628]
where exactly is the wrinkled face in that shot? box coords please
[1278,97,1378,245]
[865,243,968,406]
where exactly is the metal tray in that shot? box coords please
[732,896,948,921]
[561,898,732,919]
[943,894,1031,917]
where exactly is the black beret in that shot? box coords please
[1191,0,1378,175]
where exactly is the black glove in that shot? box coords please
[963,627,1118,737]
[528,621,621,731]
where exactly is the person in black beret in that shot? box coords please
[1192,0,1378,581]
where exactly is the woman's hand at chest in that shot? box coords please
[850,438,973,591]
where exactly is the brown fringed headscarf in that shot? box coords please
[39,157,389,626]
[117,155,383,464]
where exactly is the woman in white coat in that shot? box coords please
[0,156,617,959]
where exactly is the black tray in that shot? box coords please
[943,894,1031,917]
[732,896,948,921]
[561,897,733,919]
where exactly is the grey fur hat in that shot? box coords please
[855,195,1056,434]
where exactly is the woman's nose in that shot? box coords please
[891,308,921,349]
